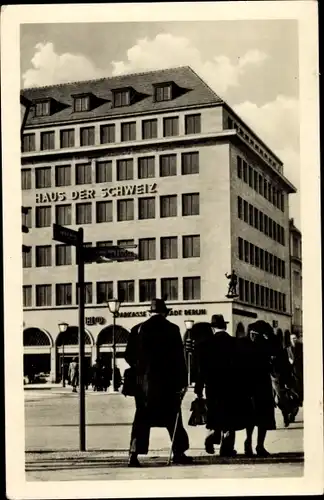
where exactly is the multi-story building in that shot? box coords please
[289,218,303,341]
[20,66,297,382]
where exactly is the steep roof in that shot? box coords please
[21,66,223,127]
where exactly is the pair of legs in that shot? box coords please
[245,426,269,457]
[205,429,236,457]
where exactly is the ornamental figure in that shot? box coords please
[225,270,239,298]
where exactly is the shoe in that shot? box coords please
[204,435,215,455]
[128,454,141,467]
[283,413,290,427]
[256,446,270,457]
[173,454,193,465]
[219,449,237,458]
[244,440,254,457]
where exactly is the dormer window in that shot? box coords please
[113,89,131,108]
[35,100,51,117]
[154,84,172,102]
[73,94,91,112]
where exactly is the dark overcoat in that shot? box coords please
[194,328,253,432]
[124,315,188,427]
[237,336,276,430]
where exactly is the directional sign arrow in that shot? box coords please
[53,224,79,246]
[82,245,138,263]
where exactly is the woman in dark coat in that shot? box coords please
[238,321,276,457]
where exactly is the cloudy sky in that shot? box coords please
[20,20,300,224]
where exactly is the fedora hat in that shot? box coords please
[211,314,229,329]
[149,298,171,314]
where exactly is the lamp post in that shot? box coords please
[107,299,121,393]
[184,319,194,386]
[58,322,69,387]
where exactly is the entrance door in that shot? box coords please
[24,353,51,383]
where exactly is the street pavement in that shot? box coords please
[25,387,304,481]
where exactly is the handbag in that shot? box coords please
[122,367,137,397]
[188,397,208,426]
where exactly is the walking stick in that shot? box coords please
[167,389,186,466]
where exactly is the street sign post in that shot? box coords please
[82,245,138,263]
[53,223,79,246]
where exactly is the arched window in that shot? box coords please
[97,325,130,346]
[23,328,52,346]
[56,326,92,346]
[235,322,245,338]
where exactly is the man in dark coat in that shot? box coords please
[124,298,191,467]
[194,315,251,457]
[288,333,304,407]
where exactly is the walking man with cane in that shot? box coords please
[124,298,192,467]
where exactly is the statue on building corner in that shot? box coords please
[225,270,239,298]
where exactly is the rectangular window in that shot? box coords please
[117,159,133,181]
[22,133,35,153]
[114,90,130,107]
[264,179,268,199]
[117,280,134,303]
[35,167,51,189]
[268,218,273,238]
[283,294,287,312]
[142,119,157,140]
[183,277,201,300]
[73,96,90,112]
[274,291,278,310]
[22,247,32,268]
[269,254,274,274]
[248,166,253,188]
[21,169,32,190]
[282,261,286,279]
[273,188,278,207]
[23,285,32,307]
[161,278,178,300]
[117,239,134,247]
[117,199,134,221]
[76,282,92,305]
[36,206,51,228]
[255,284,260,306]
[138,197,155,220]
[56,283,72,306]
[80,126,95,146]
[163,116,179,137]
[273,256,278,276]
[281,193,285,212]
[260,286,265,307]
[273,223,277,242]
[264,215,269,236]
[260,248,264,270]
[96,201,113,223]
[121,122,136,142]
[35,101,50,117]
[259,212,264,232]
[238,237,243,260]
[138,156,155,179]
[255,246,260,267]
[185,114,201,135]
[243,200,248,223]
[55,245,72,266]
[281,227,285,246]
[161,236,178,259]
[76,162,92,185]
[100,124,115,144]
[155,85,172,102]
[244,281,250,303]
[36,284,52,307]
[250,282,255,305]
[244,240,249,263]
[160,195,177,218]
[22,207,32,229]
[265,251,269,272]
[254,207,259,229]
[55,165,71,187]
[160,154,177,177]
[97,281,113,304]
[139,279,156,302]
[239,278,244,301]
[258,174,264,196]
[237,196,243,219]
[243,161,248,183]
[181,152,199,175]
[253,170,259,192]
[55,204,71,226]
[139,238,156,261]
[40,131,55,151]
[269,289,274,310]
[250,243,255,266]
[60,129,75,148]
[36,245,52,267]
[183,235,200,258]
[96,161,112,183]
[237,157,242,179]
[249,205,254,226]
[76,203,92,224]
[182,193,199,216]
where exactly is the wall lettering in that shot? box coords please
[85,316,106,326]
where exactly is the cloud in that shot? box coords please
[22,42,109,88]
[112,33,268,94]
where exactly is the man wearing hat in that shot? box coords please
[194,314,249,457]
[124,298,191,467]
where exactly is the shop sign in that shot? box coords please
[85,316,106,326]
[116,308,207,319]
[36,183,157,204]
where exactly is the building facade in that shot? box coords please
[289,218,303,341]
[21,66,297,382]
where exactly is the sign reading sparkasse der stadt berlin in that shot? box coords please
[36,183,158,203]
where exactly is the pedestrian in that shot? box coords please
[194,315,252,457]
[92,358,103,391]
[124,298,191,467]
[68,357,79,393]
[288,332,304,408]
[102,363,112,392]
[239,321,276,457]
[113,366,122,392]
